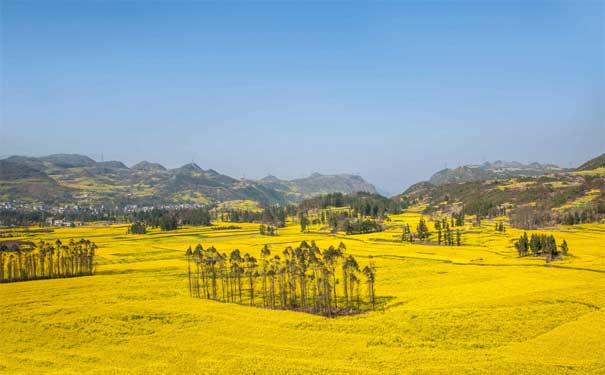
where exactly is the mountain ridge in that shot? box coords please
[428,160,566,185]
[0,154,378,206]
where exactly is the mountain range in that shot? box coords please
[397,153,605,224]
[0,154,377,206]
[428,161,565,185]
[2,153,603,208]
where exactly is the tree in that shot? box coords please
[261,245,271,306]
[362,262,376,310]
[193,245,202,298]
[416,219,429,240]
[159,214,178,231]
[185,246,193,296]
[299,212,309,232]
[230,249,243,303]
[128,222,147,234]
[560,240,569,255]
[342,255,359,309]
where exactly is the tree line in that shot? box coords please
[0,239,97,283]
[297,210,385,235]
[402,218,462,246]
[559,201,605,225]
[131,208,211,231]
[185,241,377,317]
[298,192,403,219]
[514,232,568,261]
[214,206,292,228]
[344,218,383,235]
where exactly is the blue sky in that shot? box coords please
[1,1,603,194]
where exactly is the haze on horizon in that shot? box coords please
[1,1,603,194]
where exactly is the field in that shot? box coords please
[2,214,605,374]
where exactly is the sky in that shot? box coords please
[1,1,603,194]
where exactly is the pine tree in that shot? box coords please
[560,240,569,255]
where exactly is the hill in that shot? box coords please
[257,172,377,201]
[397,153,605,228]
[0,154,377,206]
[429,161,564,185]
[577,153,605,171]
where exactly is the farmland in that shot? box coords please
[2,213,604,374]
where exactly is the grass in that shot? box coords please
[1,213,604,374]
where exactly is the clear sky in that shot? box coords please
[1,1,603,194]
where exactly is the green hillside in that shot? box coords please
[397,154,605,228]
[0,154,377,206]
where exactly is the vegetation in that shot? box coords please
[133,208,210,230]
[0,154,377,207]
[216,205,291,227]
[401,217,463,246]
[400,162,605,229]
[259,224,278,236]
[185,241,376,316]
[0,238,96,282]
[127,222,147,234]
[344,218,383,235]
[298,192,403,217]
[514,232,569,261]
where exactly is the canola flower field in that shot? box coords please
[1,212,604,374]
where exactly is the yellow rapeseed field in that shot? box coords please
[2,214,604,374]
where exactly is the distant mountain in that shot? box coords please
[0,154,377,206]
[429,160,564,185]
[256,172,378,201]
[577,153,605,171]
[394,153,605,227]
[131,161,167,172]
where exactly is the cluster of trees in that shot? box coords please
[451,210,465,226]
[298,192,403,219]
[128,222,147,234]
[401,224,414,242]
[417,219,430,240]
[216,206,291,227]
[434,219,461,246]
[344,218,383,235]
[132,208,211,231]
[0,239,97,283]
[309,209,353,233]
[185,241,377,316]
[298,209,384,235]
[495,222,506,232]
[560,202,605,225]
[514,232,568,260]
[401,218,462,246]
[259,224,278,236]
[438,228,461,246]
